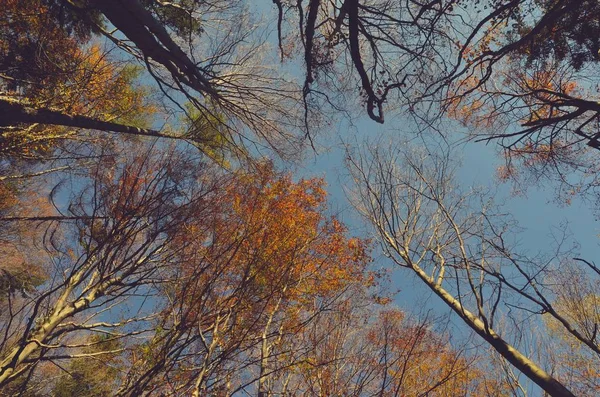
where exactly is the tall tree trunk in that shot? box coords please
[0,98,169,138]
[409,262,576,397]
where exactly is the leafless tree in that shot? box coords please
[347,143,600,396]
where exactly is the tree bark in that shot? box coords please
[0,98,168,138]
[93,0,216,97]
[407,260,576,397]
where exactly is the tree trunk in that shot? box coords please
[411,264,576,397]
[0,98,167,138]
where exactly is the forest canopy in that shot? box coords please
[0,0,599,396]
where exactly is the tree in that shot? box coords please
[114,163,374,396]
[4,2,600,396]
[0,0,100,94]
[0,0,311,158]
[0,0,162,155]
[0,140,517,396]
[5,0,600,190]
[348,143,600,396]
[0,143,218,388]
[540,259,600,396]
[0,0,313,168]
[0,0,160,159]
[0,177,52,301]
[280,292,505,396]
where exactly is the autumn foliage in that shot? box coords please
[2,1,600,396]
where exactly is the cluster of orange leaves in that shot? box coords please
[172,163,373,328]
[446,73,499,129]
[365,310,496,396]
[511,69,580,123]
[0,0,82,85]
[447,33,581,131]
[0,179,50,294]
[44,44,155,124]
[496,140,581,203]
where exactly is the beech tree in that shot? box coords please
[0,142,494,395]
[347,143,600,396]
[114,163,374,396]
[0,143,218,388]
[51,335,123,397]
[0,176,53,302]
[4,0,600,185]
[1,0,311,160]
[0,0,164,155]
[278,293,507,396]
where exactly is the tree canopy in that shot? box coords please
[1,1,599,396]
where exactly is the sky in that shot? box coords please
[289,110,600,316]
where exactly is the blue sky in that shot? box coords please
[288,112,600,316]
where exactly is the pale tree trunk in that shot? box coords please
[192,310,231,397]
[257,289,287,397]
[0,269,109,386]
[257,331,270,397]
[382,230,576,397]
[416,267,574,397]
[0,247,154,387]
